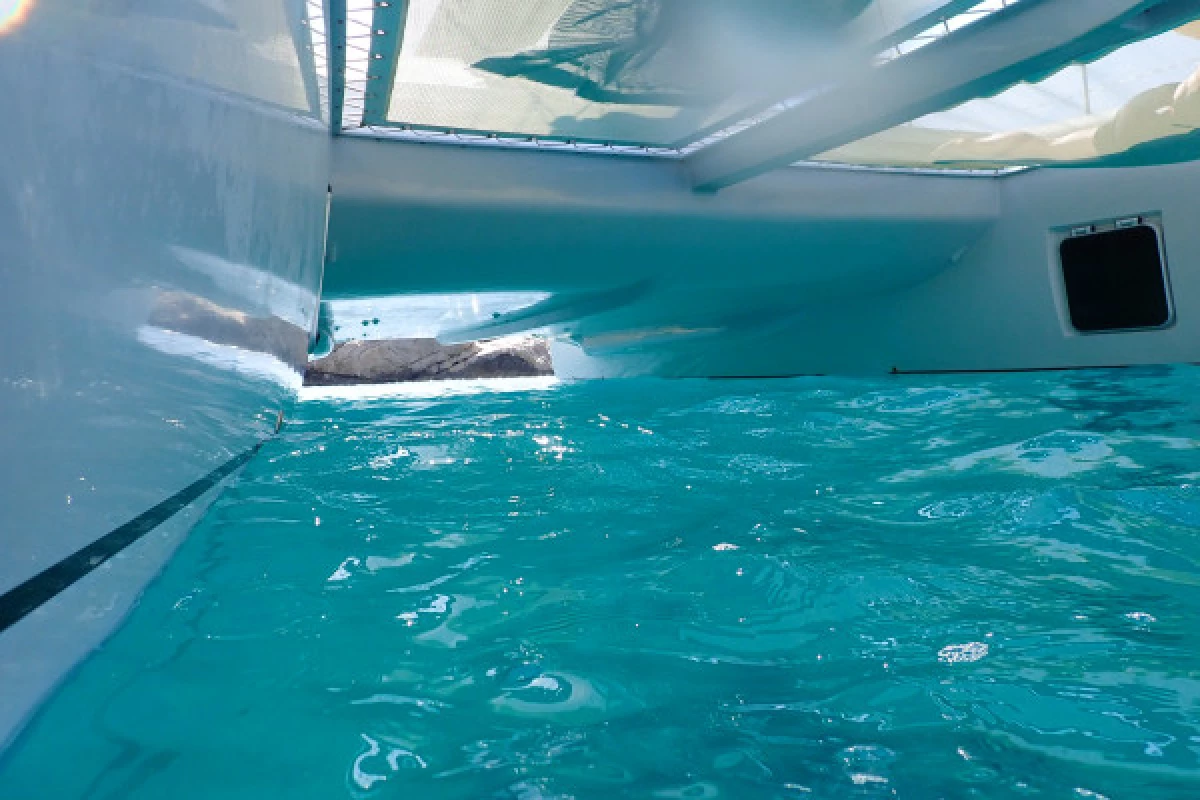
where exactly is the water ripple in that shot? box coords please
[5,369,1200,799]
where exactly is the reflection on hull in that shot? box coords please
[0,0,329,748]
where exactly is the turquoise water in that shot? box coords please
[5,370,1200,799]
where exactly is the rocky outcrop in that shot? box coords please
[303,337,553,386]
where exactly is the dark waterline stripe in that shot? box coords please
[0,441,266,634]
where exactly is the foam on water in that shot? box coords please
[4,368,1200,799]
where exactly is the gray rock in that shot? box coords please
[303,337,553,386]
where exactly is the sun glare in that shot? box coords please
[0,0,34,36]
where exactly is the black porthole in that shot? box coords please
[1059,225,1171,333]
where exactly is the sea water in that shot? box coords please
[4,369,1200,799]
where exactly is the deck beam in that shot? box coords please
[686,0,1182,191]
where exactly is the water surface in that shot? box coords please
[5,369,1200,799]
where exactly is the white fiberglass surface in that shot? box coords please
[378,0,978,146]
[328,294,549,341]
[820,20,1200,168]
[58,0,318,113]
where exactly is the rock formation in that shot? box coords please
[303,337,553,386]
